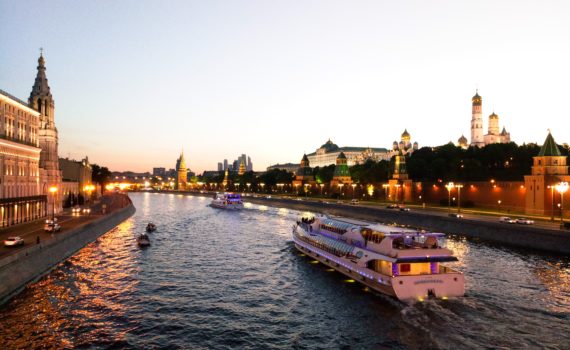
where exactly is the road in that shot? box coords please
[0,193,131,259]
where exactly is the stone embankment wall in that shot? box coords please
[0,203,136,305]
[246,196,570,255]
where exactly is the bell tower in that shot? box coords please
[470,90,485,147]
[29,51,62,212]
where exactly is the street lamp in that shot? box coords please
[456,184,464,213]
[83,184,95,204]
[445,182,455,213]
[49,186,57,221]
[498,200,502,212]
[338,183,344,199]
[260,183,265,193]
[319,183,324,196]
[555,182,569,225]
[548,185,555,221]
[351,183,357,199]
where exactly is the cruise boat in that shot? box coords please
[292,215,464,302]
[210,193,244,210]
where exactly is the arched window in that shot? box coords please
[37,99,42,114]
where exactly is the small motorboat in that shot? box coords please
[137,233,151,247]
[146,222,157,232]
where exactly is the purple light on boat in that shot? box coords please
[430,262,438,274]
[392,263,399,276]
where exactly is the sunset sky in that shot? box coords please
[1,0,569,173]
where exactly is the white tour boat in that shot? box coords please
[210,193,244,210]
[292,215,464,302]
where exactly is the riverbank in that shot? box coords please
[0,194,136,305]
[146,190,570,255]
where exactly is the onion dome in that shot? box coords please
[472,89,482,106]
[458,135,468,144]
[319,139,339,152]
[401,129,411,140]
[392,141,399,150]
[489,112,498,119]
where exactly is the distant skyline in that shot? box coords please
[1,1,569,173]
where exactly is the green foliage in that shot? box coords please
[258,169,295,187]
[91,164,112,186]
[349,160,390,183]
[313,165,335,183]
[407,142,542,181]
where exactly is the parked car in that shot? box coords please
[448,213,464,218]
[499,216,516,224]
[351,199,359,205]
[44,222,61,232]
[4,236,24,247]
[516,218,534,225]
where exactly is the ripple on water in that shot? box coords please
[1,192,569,349]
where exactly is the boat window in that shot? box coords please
[400,264,411,273]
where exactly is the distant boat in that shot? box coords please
[210,193,244,210]
[137,233,151,247]
[146,222,157,232]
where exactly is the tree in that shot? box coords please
[92,164,112,187]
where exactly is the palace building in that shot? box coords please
[469,90,511,147]
[0,53,62,227]
[306,131,417,169]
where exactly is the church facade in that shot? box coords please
[0,53,62,227]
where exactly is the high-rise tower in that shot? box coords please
[29,52,62,212]
[470,90,485,147]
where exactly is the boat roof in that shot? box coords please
[321,216,445,237]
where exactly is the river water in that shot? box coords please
[1,192,569,349]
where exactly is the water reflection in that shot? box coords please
[0,193,569,349]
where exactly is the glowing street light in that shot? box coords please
[49,186,58,220]
[351,183,357,199]
[445,182,455,213]
[319,183,324,196]
[338,183,344,199]
[456,184,464,213]
[556,182,569,225]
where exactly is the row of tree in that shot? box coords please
[197,142,568,186]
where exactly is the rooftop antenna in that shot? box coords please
[39,47,43,56]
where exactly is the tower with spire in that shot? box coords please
[470,90,485,147]
[29,51,62,213]
[176,150,187,190]
[524,131,570,215]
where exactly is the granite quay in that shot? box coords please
[146,189,570,255]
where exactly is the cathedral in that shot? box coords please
[465,90,511,148]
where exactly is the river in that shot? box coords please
[1,192,568,349]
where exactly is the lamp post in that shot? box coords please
[456,184,463,213]
[351,183,357,199]
[49,186,57,221]
[445,182,455,214]
[319,183,324,196]
[556,182,569,225]
[498,200,502,213]
[83,184,95,205]
[338,183,344,199]
[548,185,555,221]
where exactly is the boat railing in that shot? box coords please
[294,228,347,258]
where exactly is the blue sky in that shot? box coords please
[1,0,569,173]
